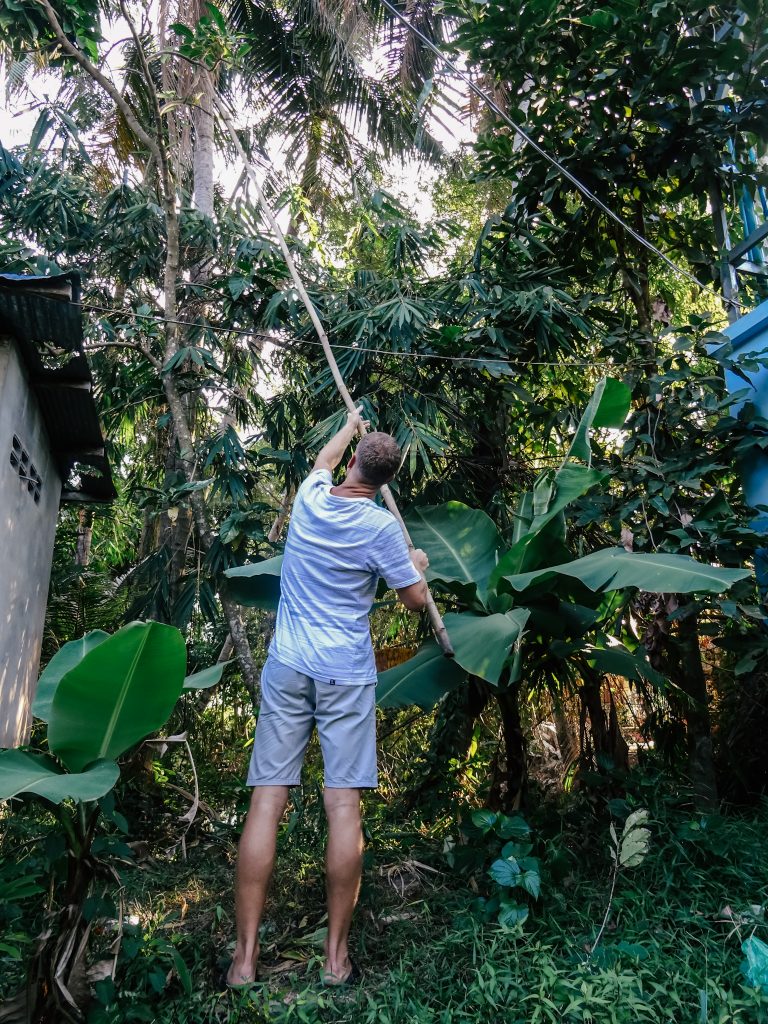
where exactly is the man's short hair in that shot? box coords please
[355,432,402,487]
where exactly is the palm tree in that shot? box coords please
[223,0,447,217]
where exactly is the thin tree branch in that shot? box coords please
[83,341,162,369]
[32,0,162,168]
[267,485,296,543]
[117,0,173,199]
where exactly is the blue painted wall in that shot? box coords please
[720,300,768,598]
[721,298,768,526]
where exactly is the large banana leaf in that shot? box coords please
[376,642,467,709]
[0,750,119,804]
[547,637,667,685]
[529,464,608,534]
[489,464,606,589]
[512,490,536,545]
[581,643,666,685]
[523,600,600,640]
[568,377,631,464]
[502,547,751,596]
[32,630,109,722]
[224,555,284,609]
[444,610,530,685]
[47,622,187,773]
[376,608,530,708]
[406,502,502,603]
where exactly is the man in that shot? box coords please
[228,408,429,987]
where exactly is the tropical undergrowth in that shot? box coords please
[3,698,768,1024]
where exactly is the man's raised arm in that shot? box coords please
[313,407,369,474]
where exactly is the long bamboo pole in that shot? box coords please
[214,92,453,656]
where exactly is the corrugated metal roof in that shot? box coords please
[0,271,116,503]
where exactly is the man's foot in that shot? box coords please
[225,946,259,988]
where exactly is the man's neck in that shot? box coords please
[330,478,379,500]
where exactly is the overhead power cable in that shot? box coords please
[379,0,745,313]
[78,299,649,370]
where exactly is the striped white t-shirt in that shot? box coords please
[270,469,421,684]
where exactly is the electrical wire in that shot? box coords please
[78,299,647,370]
[379,0,745,312]
[67,8,745,372]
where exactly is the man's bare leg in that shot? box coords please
[228,785,289,985]
[323,788,363,983]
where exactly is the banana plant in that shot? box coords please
[226,378,750,707]
[225,379,751,804]
[0,621,227,802]
[0,622,225,1021]
[387,381,750,803]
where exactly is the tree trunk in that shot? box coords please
[639,591,718,809]
[488,684,527,811]
[579,674,629,774]
[405,677,490,807]
[675,600,718,811]
[552,698,579,775]
[192,74,215,219]
[196,634,234,713]
[611,219,655,361]
[75,508,93,566]
[156,425,191,612]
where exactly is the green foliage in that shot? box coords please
[441,609,530,685]
[0,621,220,1018]
[0,0,101,62]
[171,4,247,70]
[0,751,119,803]
[407,502,503,605]
[32,630,109,721]
[4,9,768,1018]
[376,642,468,709]
[47,622,187,774]
[369,379,751,717]
[183,660,231,690]
[480,810,541,929]
[443,808,542,930]
[567,376,631,464]
[224,554,284,609]
[610,808,651,868]
[452,0,768,314]
[1,623,191,803]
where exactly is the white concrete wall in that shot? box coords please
[0,338,62,747]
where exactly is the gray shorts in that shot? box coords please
[247,655,377,789]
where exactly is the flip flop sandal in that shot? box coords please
[218,964,259,991]
[322,956,361,988]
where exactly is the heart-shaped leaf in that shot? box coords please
[490,856,521,887]
[498,900,529,928]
